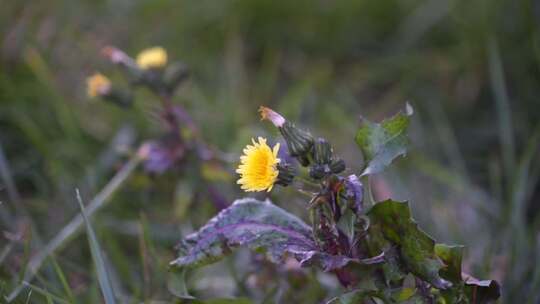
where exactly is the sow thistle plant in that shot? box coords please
[170,105,501,303]
[86,46,228,208]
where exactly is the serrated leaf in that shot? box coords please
[171,198,383,273]
[171,198,316,269]
[356,104,413,176]
[367,200,451,289]
[435,244,501,303]
[434,244,464,283]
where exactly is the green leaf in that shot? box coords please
[355,104,413,176]
[168,269,196,300]
[76,190,117,304]
[435,244,501,303]
[434,244,464,283]
[367,199,451,289]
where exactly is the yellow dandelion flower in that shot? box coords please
[136,47,167,69]
[236,137,280,192]
[86,73,111,98]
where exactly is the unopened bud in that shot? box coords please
[102,46,144,80]
[276,163,295,187]
[313,138,333,165]
[309,164,330,180]
[280,121,314,159]
[330,158,346,174]
[103,88,133,107]
[102,46,133,65]
[86,73,111,98]
[259,106,313,165]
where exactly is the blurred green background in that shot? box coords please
[1,0,539,302]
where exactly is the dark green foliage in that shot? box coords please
[368,200,450,290]
[356,104,412,176]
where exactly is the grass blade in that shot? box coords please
[6,153,141,302]
[488,37,516,179]
[49,256,75,303]
[75,189,116,304]
[22,282,70,304]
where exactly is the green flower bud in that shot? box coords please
[276,163,295,187]
[330,158,346,174]
[279,121,314,158]
[104,89,133,107]
[309,164,330,180]
[313,138,333,165]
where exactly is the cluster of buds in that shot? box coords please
[258,106,346,181]
[86,46,189,106]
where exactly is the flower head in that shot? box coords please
[86,73,111,98]
[259,106,285,127]
[236,137,280,192]
[136,47,167,69]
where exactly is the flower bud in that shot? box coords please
[86,73,111,98]
[103,88,133,107]
[101,46,144,80]
[276,163,295,187]
[309,164,330,180]
[279,121,314,158]
[259,106,314,164]
[313,138,333,165]
[330,158,346,174]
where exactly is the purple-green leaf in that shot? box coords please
[171,198,382,272]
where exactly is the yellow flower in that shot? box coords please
[86,73,111,98]
[136,47,167,69]
[236,137,280,192]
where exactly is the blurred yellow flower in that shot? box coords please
[86,73,111,98]
[236,137,280,192]
[136,47,167,69]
